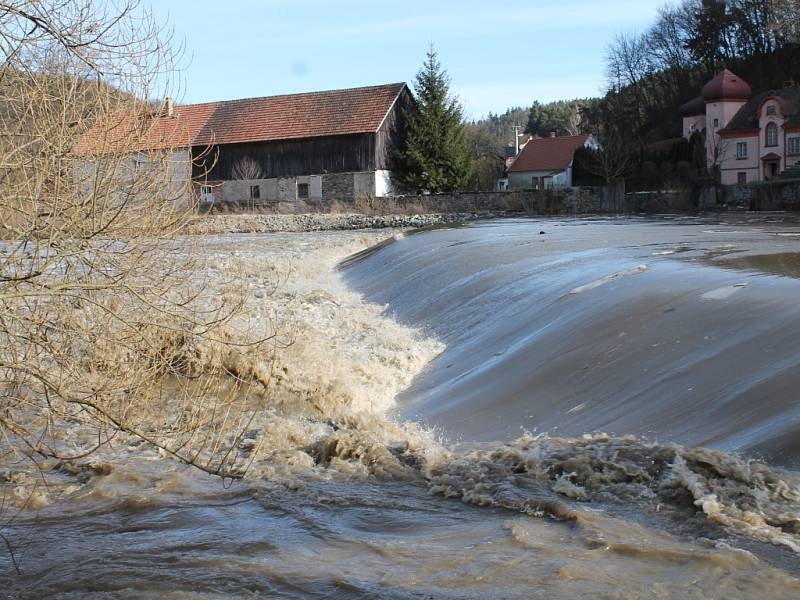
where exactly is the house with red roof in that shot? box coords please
[77,83,412,206]
[506,133,597,190]
[680,69,800,185]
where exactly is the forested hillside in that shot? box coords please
[466,0,800,189]
[600,0,800,143]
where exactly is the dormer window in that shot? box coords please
[766,105,777,116]
[766,122,779,147]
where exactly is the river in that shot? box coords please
[3,216,800,598]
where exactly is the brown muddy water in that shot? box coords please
[5,216,800,598]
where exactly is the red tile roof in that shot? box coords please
[508,134,590,173]
[76,83,407,154]
[702,69,751,102]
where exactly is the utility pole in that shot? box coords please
[511,124,523,156]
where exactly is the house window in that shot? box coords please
[737,172,747,185]
[736,142,748,159]
[297,183,309,199]
[200,185,212,195]
[713,118,719,128]
[766,122,778,146]
[249,185,260,200]
[766,105,777,116]
[789,137,800,156]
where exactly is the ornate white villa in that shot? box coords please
[681,69,800,185]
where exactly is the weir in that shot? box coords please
[4,218,800,598]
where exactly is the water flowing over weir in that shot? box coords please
[342,217,800,466]
[4,220,800,598]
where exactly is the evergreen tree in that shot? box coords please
[392,47,474,193]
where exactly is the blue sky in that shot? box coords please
[150,0,669,119]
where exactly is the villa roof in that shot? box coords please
[508,134,590,173]
[721,86,800,134]
[702,69,751,102]
[680,96,706,117]
[75,83,407,154]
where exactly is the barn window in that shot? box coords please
[297,183,309,199]
[766,122,778,147]
[249,185,260,200]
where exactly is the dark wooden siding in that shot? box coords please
[374,87,412,170]
[193,133,377,180]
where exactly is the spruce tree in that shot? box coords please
[392,47,474,193]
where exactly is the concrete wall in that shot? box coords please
[75,148,192,207]
[722,179,800,211]
[203,170,381,207]
[201,179,800,215]
[382,184,677,215]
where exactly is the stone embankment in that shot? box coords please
[186,212,501,235]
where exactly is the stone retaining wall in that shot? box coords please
[383,183,689,215]
[720,179,800,210]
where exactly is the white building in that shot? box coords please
[680,69,800,185]
[506,134,597,190]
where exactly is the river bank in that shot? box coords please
[186,211,503,235]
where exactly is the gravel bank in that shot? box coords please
[186,212,502,234]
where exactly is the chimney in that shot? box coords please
[550,131,557,138]
[163,97,174,117]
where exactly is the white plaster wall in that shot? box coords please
[508,169,568,189]
[786,134,800,167]
[706,100,747,167]
[375,170,394,196]
[720,167,760,185]
[759,100,785,174]
[719,134,759,184]
[683,115,706,138]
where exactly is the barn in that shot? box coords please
[76,83,412,208]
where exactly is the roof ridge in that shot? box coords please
[527,133,588,141]
[175,82,406,109]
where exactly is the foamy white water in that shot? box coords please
[4,218,800,598]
